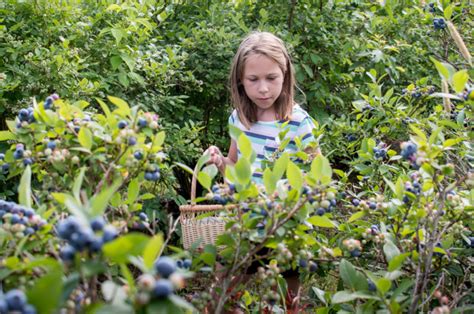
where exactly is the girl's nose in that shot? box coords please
[258,81,269,93]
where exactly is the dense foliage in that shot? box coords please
[0,0,472,313]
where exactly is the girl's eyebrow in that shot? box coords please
[246,72,280,77]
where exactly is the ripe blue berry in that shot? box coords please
[13,149,24,160]
[153,279,173,298]
[128,136,137,146]
[0,299,7,313]
[90,216,106,231]
[102,225,118,243]
[138,118,148,128]
[183,259,192,269]
[299,259,308,268]
[309,261,318,272]
[350,249,361,257]
[134,151,143,160]
[352,199,360,206]
[118,120,128,129]
[155,256,177,278]
[5,289,27,311]
[368,279,376,292]
[44,96,53,109]
[23,158,33,166]
[0,153,4,160]
[139,212,148,221]
[47,141,57,150]
[60,245,76,262]
[316,208,325,216]
[19,109,29,121]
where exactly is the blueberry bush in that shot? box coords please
[0,0,472,313]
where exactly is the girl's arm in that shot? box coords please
[206,139,237,174]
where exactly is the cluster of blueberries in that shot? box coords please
[0,289,36,314]
[0,200,46,236]
[12,144,33,166]
[211,184,235,205]
[401,141,418,162]
[433,18,446,30]
[345,134,357,142]
[17,107,35,126]
[153,256,191,298]
[0,153,10,173]
[403,179,422,204]
[373,145,388,160]
[352,198,378,210]
[144,166,161,182]
[57,216,118,262]
[401,86,435,98]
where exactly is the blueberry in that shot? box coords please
[176,259,184,268]
[153,279,173,298]
[0,153,4,160]
[2,163,10,173]
[299,259,308,268]
[88,237,103,253]
[139,212,148,221]
[369,202,377,210]
[24,208,35,218]
[151,170,160,181]
[308,261,318,272]
[128,136,137,146]
[102,225,118,243]
[183,259,192,269]
[60,245,76,262]
[350,249,361,257]
[316,208,325,216]
[260,208,268,216]
[144,171,154,181]
[11,213,21,224]
[138,118,148,128]
[0,209,5,218]
[155,256,177,278]
[25,227,35,235]
[0,299,7,313]
[23,158,33,166]
[118,120,128,129]
[57,216,81,240]
[368,279,376,292]
[47,141,57,150]
[5,289,27,311]
[23,304,37,314]
[70,229,94,251]
[211,185,220,193]
[44,97,53,109]
[134,151,143,160]
[13,149,24,160]
[19,109,29,121]
[28,111,35,123]
[469,237,474,248]
[352,199,360,206]
[90,216,106,231]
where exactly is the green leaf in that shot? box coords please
[90,180,122,217]
[197,172,211,191]
[263,168,276,195]
[127,178,140,205]
[307,215,337,228]
[338,259,366,291]
[388,253,410,272]
[103,233,149,263]
[153,131,166,148]
[101,280,130,306]
[107,96,131,116]
[0,131,16,141]
[287,161,303,193]
[348,211,366,223]
[375,278,392,295]
[228,124,243,141]
[234,158,251,186]
[143,234,163,271]
[18,166,32,208]
[383,240,400,262]
[27,265,63,314]
[238,133,253,159]
[311,155,332,184]
[430,57,450,80]
[331,291,377,304]
[443,5,453,20]
[451,70,469,93]
[73,167,87,202]
[273,153,289,180]
[78,127,93,150]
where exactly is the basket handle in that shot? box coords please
[190,161,200,205]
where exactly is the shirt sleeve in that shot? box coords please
[296,115,316,147]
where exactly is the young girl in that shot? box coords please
[207,31,317,181]
[206,31,318,310]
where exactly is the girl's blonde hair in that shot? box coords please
[230,31,295,129]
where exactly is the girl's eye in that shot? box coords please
[267,77,276,81]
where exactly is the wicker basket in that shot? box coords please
[179,165,234,250]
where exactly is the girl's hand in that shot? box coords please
[205,146,225,170]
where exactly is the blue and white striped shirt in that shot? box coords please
[229,105,316,181]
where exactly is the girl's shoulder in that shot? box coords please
[290,104,312,122]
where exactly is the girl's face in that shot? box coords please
[242,53,284,116]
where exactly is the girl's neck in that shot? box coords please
[256,106,277,122]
